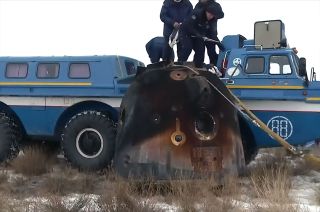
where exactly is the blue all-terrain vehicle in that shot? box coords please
[1,20,318,175]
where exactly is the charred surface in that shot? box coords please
[114,62,245,180]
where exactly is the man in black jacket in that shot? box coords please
[178,2,224,68]
[194,0,224,66]
[160,0,193,62]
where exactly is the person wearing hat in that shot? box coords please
[178,2,224,68]
[193,0,224,66]
[160,0,193,62]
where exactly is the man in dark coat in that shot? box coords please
[193,0,224,66]
[145,36,174,63]
[178,2,224,68]
[160,0,193,62]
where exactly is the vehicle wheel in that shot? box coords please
[0,113,20,163]
[61,111,116,170]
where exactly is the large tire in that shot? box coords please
[0,113,20,163]
[61,111,116,170]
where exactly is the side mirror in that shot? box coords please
[310,67,316,81]
[299,57,309,86]
[298,57,307,77]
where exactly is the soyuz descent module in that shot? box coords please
[114,62,246,180]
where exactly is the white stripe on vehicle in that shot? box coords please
[0,96,122,108]
[243,100,320,112]
[1,97,319,113]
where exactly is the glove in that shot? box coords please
[169,29,179,48]
[203,36,209,41]
[173,22,181,29]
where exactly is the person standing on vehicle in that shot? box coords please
[145,36,174,63]
[160,0,193,62]
[178,3,224,68]
[193,0,224,66]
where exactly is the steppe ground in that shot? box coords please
[0,142,320,212]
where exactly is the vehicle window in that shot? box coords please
[245,57,265,74]
[125,61,136,75]
[270,63,280,74]
[37,63,59,78]
[6,63,28,78]
[269,55,292,75]
[283,65,291,74]
[69,63,90,78]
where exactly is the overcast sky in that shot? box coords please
[0,0,320,74]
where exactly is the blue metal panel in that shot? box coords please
[221,35,246,50]
[248,111,320,147]
[11,105,65,136]
[228,88,307,100]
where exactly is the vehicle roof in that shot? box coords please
[242,48,293,53]
[0,55,137,62]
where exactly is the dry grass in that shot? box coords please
[246,148,310,211]
[207,177,243,212]
[0,170,8,185]
[252,204,305,212]
[0,171,27,197]
[42,175,76,196]
[0,195,92,212]
[259,147,318,176]
[249,159,300,211]
[314,185,320,205]
[99,186,141,212]
[4,176,29,197]
[10,145,55,176]
[41,169,98,196]
[167,177,242,212]
[166,179,208,211]
[44,195,90,212]
[0,194,31,212]
[98,176,159,212]
[100,175,243,212]
[297,156,320,174]
[0,194,8,211]
[251,164,291,202]
[0,146,318,211]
